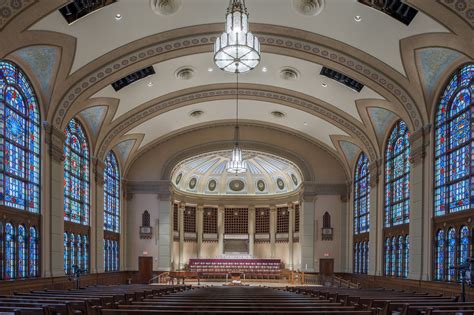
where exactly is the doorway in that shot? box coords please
[319,258,334,277]
[138,256,153,284]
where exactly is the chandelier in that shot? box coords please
[226,74,247,174]
[213,0,261,74]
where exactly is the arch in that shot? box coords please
[5,223,15,280]
[64,118,90,225]
[104,151,120,233]
[28,226,38,277]
[353,152,370,235]
[0,60,41,213]
[384,120,411,227]
[323,212,331,229]
[447,227,456,281]
[435,229,445,281]
[433,64,473,217]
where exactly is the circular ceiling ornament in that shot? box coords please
[277,178,285,190]
[257,179,266,192]
[189,177,197,189]
[150,0,182,16]
[292,0,324,16]
[280,67,299,81]
[189,110,204,118]
[175,173,182,185]
[291,174,298,186]
[208,179,217,191]
[229,179,245,192]
[175,67,194,80]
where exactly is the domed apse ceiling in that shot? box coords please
[171,150,303,196]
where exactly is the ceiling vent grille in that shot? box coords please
[320,67,364,92]
[111,66,156,92]
[357,0,418,25]
[59,0,117,24]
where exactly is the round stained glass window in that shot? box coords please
[277,178,285,190]
[208,179,217,191]
[189,177,197,189]
[175,173,182,185]
[257,180,265,192]
[229,179,245,191]
[291,174,298,186]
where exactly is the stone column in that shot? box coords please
[44,123,66,277]
[196,205,204,258]
[301,193,316,272]
[408,125,431,280]
[157,192,172,271]
[288,203,295,270]
[339,192,350,273]
[269,206,277,258]
[178,202,185,270]
[248,206,255,257]
[92,157,105,274]
[218,205,225,255]
[368,159,381,276]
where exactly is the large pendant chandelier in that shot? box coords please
[227,74,247,174]
[213,0,261,74]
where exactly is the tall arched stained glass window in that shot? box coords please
[29,227,38,277]
[0,61,41,213]
[354,152,370,234]
[397,236,403,277]
[458,226,470,280]
[104,152,120,233]
[434,64,473,216]
[391,237,397,276]
[435,230,445,280]
[70,233,76,272]
[5,223,15,279]
[364,242,369,274]
[0,222,3,279]
[76,234,82,270]
[64,118,90,225]
[64,232,69,274]
[17,225,26,278]
[83,235,88,272]
[384,238,391,276]
[384,120,411,227]
[404,235,409,278]
[447,228,456,281]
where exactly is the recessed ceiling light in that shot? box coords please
[115,13,122,20]
[354,15,361,22]
[147,82,153,87]
[321,82,327,87]
[262,67,268,72]
[303,122,308,126]
[208,67,213,72]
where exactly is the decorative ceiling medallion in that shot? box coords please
[189,177,197,189]
[208,179,217,191]
[292,0,324,16]
[175,173,182,185]
[280,67,299,81]
[229,179,245,192]
[277,178,285,190]
[257,179,266,192]
[175,67,194,80]
[150,0,183,16]
[291,174,298,186]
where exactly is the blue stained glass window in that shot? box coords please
[435,230,445,281]
[385,238,391,276]
[458,226,470,281]
[5,223,15,279]
[364,242,369,274]
[0,222,3,279]
[104,239,119,272]
[354,243,359,273]
[17,225,26,278]
[83,235,88,273]
[391,237,397,276]
[404,235,409,279]
[70,233,76,272]
[354,153,370,234]
[104,152,120,233]
[76,234,82,270]
[29,227,38,277]
[64,119,90,225]
[64,232,69,274]
[397,236,403,277]
[447,228,456,281]
[0,61,41,213]
[434,64,473,216]
[384,120,410,227]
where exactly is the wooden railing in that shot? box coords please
[333,275,360,288]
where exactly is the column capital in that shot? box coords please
[269,205,277,211]
[92,157,105,186]
[368,159,382,188]
[43,122,66,162]
[409,124,431,166]
[196,205,204,211]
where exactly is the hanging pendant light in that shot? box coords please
[227,74,247,174]
[214,0,260,74]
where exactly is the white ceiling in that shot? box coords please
[93,52,384,121]
[31,0,447,74]
[126,99,348,149]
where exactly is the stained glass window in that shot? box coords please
[435,230,445,281]
[384,120,410,227]
[17,225,26,278]
[0,61,41,213]
[354,152,370,235]
[5,223,15,279]
[447,227,456,281]
[104,152,120,233]
[391,236,397,276]
[397,236,403,277]
[64,118,90,225]
[76,234,82,270]
[385,238,391,276]
[64,232,88,274]
[458,226,470,280]
[83,235,88,273]
[403,235,409,278]
[29,227,38,277]
[354,243,359,273]
[434,64,474,216]
[0,222,3,279]
[64,232,69,274]
[104,239,119,272]
[364,242,369,274]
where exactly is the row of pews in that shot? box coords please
[287,286,474,315]
[0,283,473,314]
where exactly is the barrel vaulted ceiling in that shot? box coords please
[1,0,472,181]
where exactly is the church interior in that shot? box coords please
[0,0,473,313]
